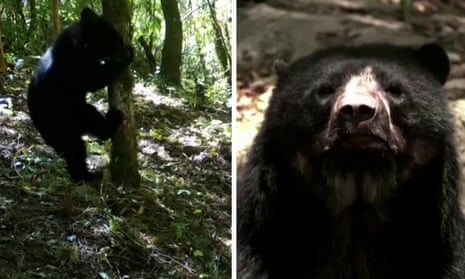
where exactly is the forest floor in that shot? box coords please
[0,66,231,278]
[237,0,465,206]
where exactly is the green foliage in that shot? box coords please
[179,0,231,104]
[2,0,97,55]
[131,0,164,75]
[171,222,188,239]
[400,0,413,20]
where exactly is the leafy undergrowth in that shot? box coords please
[0,72,231,278]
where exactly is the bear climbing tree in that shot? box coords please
[27,8,134,182]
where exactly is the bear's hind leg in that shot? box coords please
[56,137,100,182]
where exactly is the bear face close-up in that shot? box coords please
[27,8,134,182]
[237,44,465,279]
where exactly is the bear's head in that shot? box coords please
[75,8,134,91]
[260,43,451,211]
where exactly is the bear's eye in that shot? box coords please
[385,85,403,98]
[99,59,107,66]
[314,85,334,98]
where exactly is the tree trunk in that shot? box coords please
[27,0,37,37]
[0,7,6,94]
[160,0,182,86]
[102,0,141,187]
[52,0,61,37]
[13,1,26,27]
[138,36,157,73]
[207,0,231,85]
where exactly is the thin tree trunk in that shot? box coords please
[207,0,231,85]
[52,0,61,37]
[27,0,37,37]
[0,7,6,94]
[102,0,141,187]
[13,1,26,27]
[138,36,157,73]
[160,0,182,86]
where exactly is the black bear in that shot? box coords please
[27,8,133,181]
[237,43,465,278]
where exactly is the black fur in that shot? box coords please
[27,8,133,181]
[237,44,465,278]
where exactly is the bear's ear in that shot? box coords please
[273,60,288,77]
[415,43,450,85]
[80,7,99,23]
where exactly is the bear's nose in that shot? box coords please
[339,103,376,125]
[335,91,378,127]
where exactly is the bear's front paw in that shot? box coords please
[106,109,123,124]
[106,109,124,135]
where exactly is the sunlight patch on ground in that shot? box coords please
[169,117,230,147]
[139,140,173,160]
[134,83,185,108]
